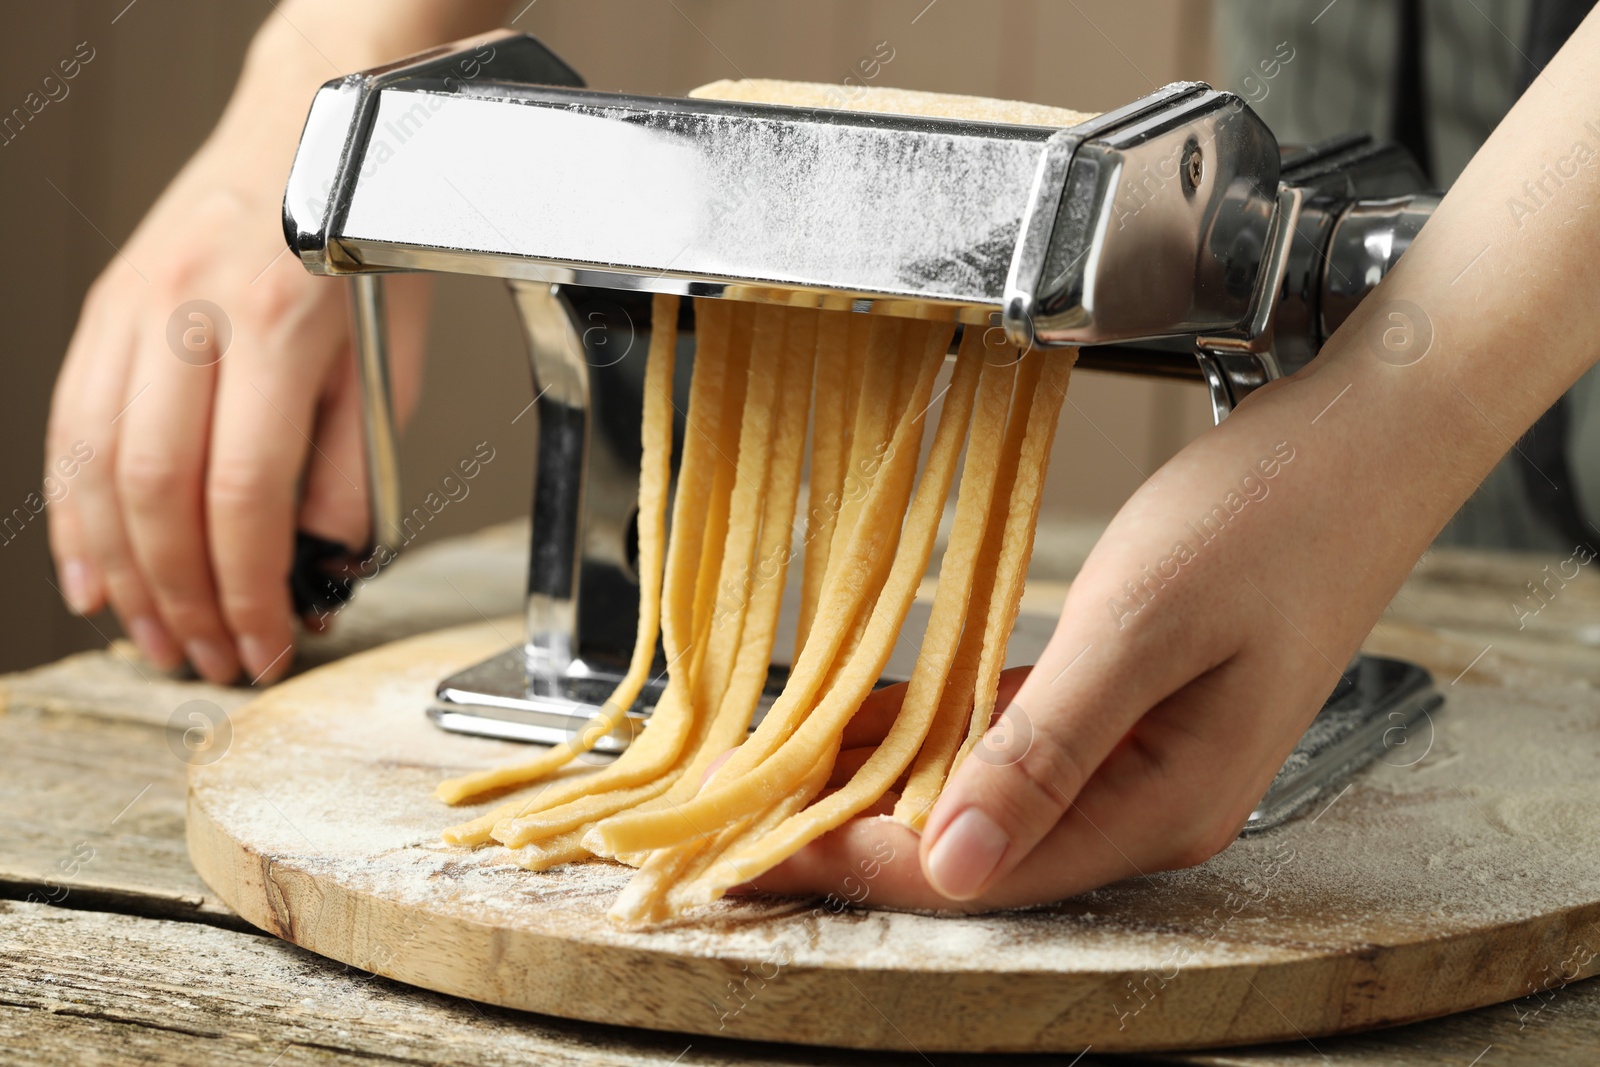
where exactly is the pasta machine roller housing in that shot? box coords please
[282,31,1441,832]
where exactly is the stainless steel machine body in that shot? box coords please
[283,31,1441,828]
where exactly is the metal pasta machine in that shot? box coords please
[283,31,1442,830]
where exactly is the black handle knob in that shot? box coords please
[289,530,360,618]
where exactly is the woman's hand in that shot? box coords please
[748,354,1472,910]
[748,4,1600,908]
[50,136,391,684]
[43,2,506,683]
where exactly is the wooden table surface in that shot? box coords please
[5,520,1599,1066]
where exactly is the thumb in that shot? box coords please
[297,341,369,552]
[917,636,1149,901]
[296,272,432,554]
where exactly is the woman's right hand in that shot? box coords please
[44,26,429,685]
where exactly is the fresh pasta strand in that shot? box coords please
[659,737,840,920]
[482,303,776,849]
[892,348,1042,826]
[612,733,844,927]
[798,331,929,712]
[695,305,784,718]
[793,308,853,659]
[500,307,816,852]
[514,833,591,873]
[664,308,818,795]
[799,321,942,730]
[574,306,820,859]
[434,297,1076,928]
[823,316,907,582]
[951,349,1077,772]
[589,371,821,911]
[839,312,868,470]
[663,298,736,666]
[689,332,1014,899]
[441,297,726,844]
[586,334,940,860]
[594,323,965,858]
[433,293,681,808]
[688,304,757,657]
[588,327,938,855]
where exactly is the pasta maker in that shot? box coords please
[282,31,1442,830]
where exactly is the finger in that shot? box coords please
[59,313,184,670]
[758,665,1284,912]
[382,273,432,429]
[970,661,1307,908]
[81,430,185,668]
[116,317,240,684]
[208,325,331,685]
[743,816,941,907]
[826,745,879,788]
[842,665,1032,751]
[45,470,100,615]
[296,342,368,551]
[700,749,736,789]
[752,776,1160,913]
[841,681,906,748]
[45,321,106,616]
[982,658,1297,909]
[917,599,1225,901]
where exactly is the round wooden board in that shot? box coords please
[188,620,1600,1053]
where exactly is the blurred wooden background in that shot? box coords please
[0,0,1217,674]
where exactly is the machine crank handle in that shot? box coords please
[289,274,403,619]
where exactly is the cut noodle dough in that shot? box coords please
[437,299,1076,921]
[894,350,1044,826]
[434,81,1088,925]
[951,351,1076,774]
[690,333,1021,902]
[433,292,681,808]
[793,308,851,658]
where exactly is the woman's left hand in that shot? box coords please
[747,353,1460,910]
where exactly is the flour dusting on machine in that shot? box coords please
[282,31,1441,831]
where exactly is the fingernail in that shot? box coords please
[239,634,291,685]
[926,807,1009,900]
[185,638,238,684]
[127,615,182,671]
[700,749,736,789]
[60,559,94,614]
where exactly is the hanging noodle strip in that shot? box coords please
[430,73,1099,923]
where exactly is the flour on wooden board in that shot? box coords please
[191,623,1600,973]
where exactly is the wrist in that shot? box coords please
[1306,313,1520,512]
[201,26,340,180]
[241,1,510,88]
[212,2,511,184]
